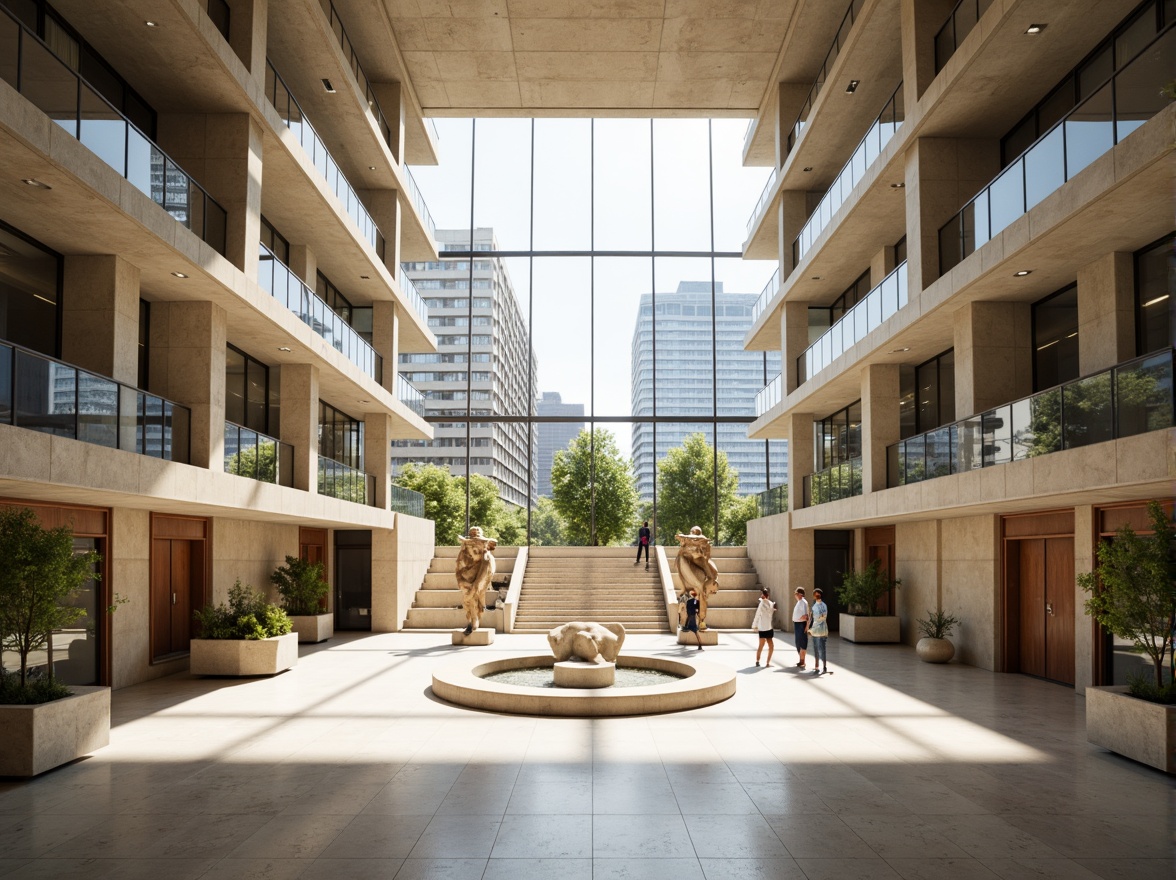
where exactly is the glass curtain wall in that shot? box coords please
[406,118,782,545]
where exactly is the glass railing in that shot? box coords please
[397,375,425,416]
[390,484,425,518]
[798,262,908,385]
[224,421,293,487]
[321,0,394,149]
[934,0,996,73]
[802,457,863,508]
[939,27,1173,276]
[0,6,227,256]
[204,0,230,41]
[750,268,780,324]
[745,167,778,238]
[755,485,789,518]
[265,61,385,259]
[258,244,383,383]
[0,340,190,464]
[318,454,376,506]
[785,0,866,155]
[404,166,437,241]
[399,267,430,326]
[794,81,904,265]
[755,374,783,417]
[427,117,440,146]
[888,349,1174,487]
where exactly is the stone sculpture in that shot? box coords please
[676,526,719,629]
[455,526,496,635]
[547,621,626,665]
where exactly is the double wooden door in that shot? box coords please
[1016,537,1074,685]
[151,515,207,660]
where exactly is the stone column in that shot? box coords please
[288,245,318,288]
[360,189,403,281]
[61,255,141,385]
[952,300,1032,416]
[782,299,809,394]
[1073,504,1096,692]
[779,190,808,277]
[861,363,902,492]
[1077,252,1134,375]
[786,411,815,513]
[149,301,227,471]
[775,82,810,167]
[370,81,406,165]
[156,114,264,274]
[372,301,400,395]
[280,363,319,492]
[364,412,392,511]
[870,245,897,287]
[370,526,398,632]
[900,0,960,104]
[226,0,268,75]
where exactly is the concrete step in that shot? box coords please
[405,607,505,628]
[671,572,759,589]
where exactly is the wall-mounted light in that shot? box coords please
[321,79,337,93]
[845,80,860,94]
[1025,24,1045,34]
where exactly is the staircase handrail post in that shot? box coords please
[502,545,528,633]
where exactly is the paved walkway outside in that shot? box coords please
[0,631,1172,880]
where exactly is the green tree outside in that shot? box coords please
[655,433,739,544]
[551,429,638,546]
[529,497,566,546]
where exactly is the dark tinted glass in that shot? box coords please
[1033,285,1079,389]
[225,346,245,425]
[1136,234,1174,354]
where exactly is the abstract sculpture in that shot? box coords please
[547,621,626,665]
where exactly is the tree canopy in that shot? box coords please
[550,429,638,546]
[655,433,739,544]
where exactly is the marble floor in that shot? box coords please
[0,631,1172,880]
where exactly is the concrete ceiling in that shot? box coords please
[382,0,802,116]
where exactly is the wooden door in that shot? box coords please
[169,540,191,650]
[1018,539,1047,678]
[151,539,175,659]
[151,537,204,659]
[864,525,896,615]
[1045,537,1074,685]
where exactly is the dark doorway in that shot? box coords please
[814,529,852,631]
[335,530,372,631]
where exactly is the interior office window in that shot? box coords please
[1136,232,1174,355]
[224,344,269,432]
[0,221,60,357]
[319,401,363,469]
[899,349,955,435]
[814,401,861,470]
[894,235,907,265]
[1033,285,1080,390]
[316,270,353,324]
[259,216,290,264]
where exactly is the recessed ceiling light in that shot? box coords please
[810,276,821,281]
[322,78,337,93]
[368,165,377,171]
[1013,270,1032,277]
[145,20,158,27]
[171,271,188,278]
[802,166,813,172]
[278,346,292,352]
[359,399,370,404]
[360,275,370,280]
[21,178,51,189]
[845,80,860,94]
[1025,24,1045,34]
[890,182,905,188]
[890,347,910,353]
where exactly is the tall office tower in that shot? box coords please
[631,282,787,500]
[395,229,537,508]
[535,392,586,497]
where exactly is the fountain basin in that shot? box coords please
[432,654,735,717]
[553,660,615,688]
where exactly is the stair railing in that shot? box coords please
[656,546,680,633]
[501,545,528,633]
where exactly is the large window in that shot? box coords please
[1033,285,1079,390]
[402,118,785,543]
[899,349,956,437]
[0,220,60,357]
[1136,233,1174,356]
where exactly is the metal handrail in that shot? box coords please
[396,375,425,416]
[745,167,778,238]
[755,374,783,418]
[750,268,780,324]
[317,454,377,506]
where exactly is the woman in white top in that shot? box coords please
[751,588,777,667]
[792,588,810,669]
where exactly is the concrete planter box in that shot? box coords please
[0,686,110,777]
[1086,685,1176,774]
[840,614,900,643]
[289,613,333,644]
[190,632,299,676]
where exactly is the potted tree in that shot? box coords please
[916,609,960,663]
[838,559,901,643]
[1078,500,1176,773]
[0,507,110,776]
[271,556,332,643]
[190,581,297,676]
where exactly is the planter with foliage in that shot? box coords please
[190,581,297,676]
[838,559,901,643]
[1078,500,1176,773]
[916,609,959,663]
[271,556,332,643]
[0,507,110,776]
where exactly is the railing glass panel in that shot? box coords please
[318,454,376,506]
[793,82,904,265]
[745,168,778,238]
[785,0,866,155]
[224,421,294,487]
[754,485,789,518]
[797,262,907,385]
[801,457,862,508]
[934,0,996,73]
[0,6,228,255]
[322,0,394,147]
[750,268,780,325]
[0,340,190,463]
[755,373,782,418]
[404,166,437,241]
[399,267,430,326]
[397,375,425,416]
[258,244,383,383]
[390,484,425,518]
[889,349,1174,487]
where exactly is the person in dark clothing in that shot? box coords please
[634,520,651,569]
[682,588,704,650]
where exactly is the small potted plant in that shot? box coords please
[916,609,960,663]
[838,559,901,643]
[1078,500,1176,773]
[271,556,332,643]
[0,507,110,776]
[190,581,296,676]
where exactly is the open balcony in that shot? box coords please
[223,421,294,488]
[318,454,376,506]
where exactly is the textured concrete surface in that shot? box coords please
[189,633,299,677]
[0,686,109,777]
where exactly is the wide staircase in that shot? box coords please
[665,545,763,630]
[513,547,669,633]
[403,545,520,630]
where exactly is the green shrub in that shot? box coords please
[1127,674,1176,705]
[270,556,329,616]
[193,581,292,640]
[917,609,960,640]
[839,559,900,616]
[0,670,72,704]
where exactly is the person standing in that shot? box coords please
[634,520,651,569]
[751,588,777,667]
[808,588,831,674]
[682,588,704,650]
[792,588,810,669]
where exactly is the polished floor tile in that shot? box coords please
[0,631,1170,880]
